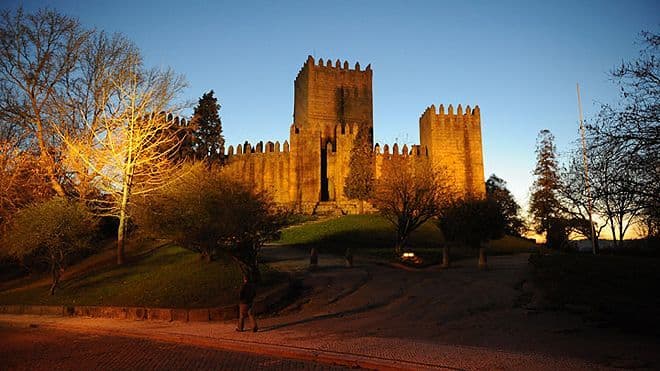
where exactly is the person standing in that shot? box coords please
[236,276,258,332]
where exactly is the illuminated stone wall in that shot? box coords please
[419,104,486,198]
[222,57,486,213]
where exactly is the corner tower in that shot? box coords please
[419,104,486,198]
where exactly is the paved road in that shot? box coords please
[0,325,349,371]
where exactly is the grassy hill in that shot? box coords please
[276,214,536,263]
[0,245,284,308]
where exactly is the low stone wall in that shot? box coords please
[0,282,293,322]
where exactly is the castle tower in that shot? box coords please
[291,56,374,203]
[419,104,486,198]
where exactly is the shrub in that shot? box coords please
[2,198,97,294]
[438,198,505,268]
[134,162,286,282]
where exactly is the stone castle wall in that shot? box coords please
[419,104,485,198]
[222,140,291,204]
[221,57,485,214]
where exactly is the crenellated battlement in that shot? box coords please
[225,139,289,158]
[295,55,372,81]
[218,58,484,213]
[373,142,429,157]
[419,104,481,123]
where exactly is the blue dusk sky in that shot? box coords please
[11,0,660,208]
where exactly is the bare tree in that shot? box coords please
[0,8,91,197]
[560,135,646,248]
[558,151,607,248]
[0,8,143,206]
[373,155,452,254]
[589,31,659,238]
[62,64,187,264]
[588,144,645,247]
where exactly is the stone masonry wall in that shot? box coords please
[419,104,486,198]
[221,57,486,214]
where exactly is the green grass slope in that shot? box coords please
[277,215,536,263]
[278,214,443,251]
[0,246,284,308]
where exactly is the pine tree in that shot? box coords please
[189,90,224,161]
[344,126,375,212]
[529,130,563,247]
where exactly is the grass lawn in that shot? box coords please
[278,214,441,249]
[0,245,285,308]
[489,235,538,255]
[277,215,536,264]
[530,253,660,333]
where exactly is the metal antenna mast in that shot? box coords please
[576,83,597,255]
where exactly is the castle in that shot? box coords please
[222,56,485,214]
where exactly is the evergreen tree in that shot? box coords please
[189,90,224,161]
[486,174,525,237]
[529,130,563,248]
[344,126,375,212]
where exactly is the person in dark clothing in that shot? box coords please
[236,276,258,332]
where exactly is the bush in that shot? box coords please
[2,198,97,294]
[134,162,286,282]
[438,198,505,268]
[438,198,505,248]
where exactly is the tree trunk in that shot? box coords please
[359,200,364,214]
[394,231,407,255]
[200,251,213,262]
[33,107,66,198]
[117,170,132,265]
[117,210,127,265]
[50,265,60,295]
[478,247,487,270]
[441,245,450,269]
[309,247,318,268]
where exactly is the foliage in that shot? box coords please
[372,156,452,253]
[529,130,563,247]
[0,143,53,229]
[2,198,96,295]
[486,174,525,237]
[438,198,505,249]
[344,126,375,208]
[134,162,286,282]
[187,90,224,161]
[587,31,659,239]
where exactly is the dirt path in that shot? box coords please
[260,247,660,369]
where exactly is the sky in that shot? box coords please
[11,0,660,210]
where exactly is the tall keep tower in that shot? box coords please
[291,56,374,205]
[293,56,373,143]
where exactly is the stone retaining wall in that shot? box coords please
[0,282,293,322]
